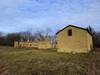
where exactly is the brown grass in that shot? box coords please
[0,47,100,75]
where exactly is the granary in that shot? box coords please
[56,25,93,53]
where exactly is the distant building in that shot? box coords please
[56,25,93,53]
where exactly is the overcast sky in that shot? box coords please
[0,0,100,34]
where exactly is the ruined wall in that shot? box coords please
[14,39,52,49]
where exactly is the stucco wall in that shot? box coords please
[87,33,93,51]
[56,26,92,53]
[14,42,38,48]
[14,40,52,49]
[38,41,52,49]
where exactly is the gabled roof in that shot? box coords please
[56,25,93,36]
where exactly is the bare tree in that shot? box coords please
[87,25,96,36]
[0,32,4,36]
[45,28,52,38]
[34,30,45,41]
[94,32,100,48]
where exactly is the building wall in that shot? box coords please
[56,26,92,53]
[14,40,52,49]
[87,33,93,51]
[14,42,38,48]
[38,41,52,49]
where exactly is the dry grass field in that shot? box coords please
[0,46,100,75]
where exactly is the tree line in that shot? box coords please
[87,26,100,48]
[0,29,53,46]
[0,26,100,48]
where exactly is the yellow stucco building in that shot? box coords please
[56,25,93,53]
